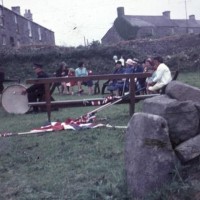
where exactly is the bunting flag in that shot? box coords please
[0,113,100,137]
[83,95,115,106]
[0,120,127,137]
[0,95,128,137]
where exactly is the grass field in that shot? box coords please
[0,72,200,200]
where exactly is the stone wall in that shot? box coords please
[125,80,200,199]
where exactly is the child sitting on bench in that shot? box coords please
[75,61,93,95]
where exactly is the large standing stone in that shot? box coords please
[125,112,178,199]
[175,134,200,163]
[142,95,199,145]
[166,80,200,103]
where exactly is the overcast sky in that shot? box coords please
[2,0,200,47]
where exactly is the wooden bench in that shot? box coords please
[26,73,152,122]
[26,70,179,122]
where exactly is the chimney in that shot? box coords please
[11,6,21,15]
[162,11,170,19]
[24,9,33,21]
[189,15,195,21]
[117,7,124,17]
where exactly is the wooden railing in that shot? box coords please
[26,73,152,122]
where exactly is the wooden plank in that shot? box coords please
[28,94,158,107]
[28,98,105,106]
[26,73,152,84]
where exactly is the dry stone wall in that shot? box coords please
[125,80,200,199]
[125,113,178,199]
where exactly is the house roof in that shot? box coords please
[0,5,54,32]
[124,15,177,27]
[101,7,200,44]
[173,19,200,28]
[123,14,200,28]
[123,16,154,27]
[101,26,122,44]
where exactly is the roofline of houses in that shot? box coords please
[0,5,54,33]
[117,6,197,21]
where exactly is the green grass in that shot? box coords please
[0,94,131,199]
[0,71,200,200]
[178,71,200,88]
[0,128,127,200]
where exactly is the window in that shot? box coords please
[14,15,19,33]
[2,35,6,45]
[28,21,32,37]
[38,27,42,40]
[188,28,194,34]
[14,15,17,23]
[29,37,33,45]
[0,8,4,27]
[16,39,20,47]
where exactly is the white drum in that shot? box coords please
[1,84,30,114]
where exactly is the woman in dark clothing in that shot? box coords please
[106,60,125,94]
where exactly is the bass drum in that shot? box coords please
[1,84,30,114]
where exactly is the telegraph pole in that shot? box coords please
[184,0,188,33]
[84,36,86,46]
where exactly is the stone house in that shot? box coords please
[0,5,55,47]
[101,7,200,45]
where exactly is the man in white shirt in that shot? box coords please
[148,56,172,92]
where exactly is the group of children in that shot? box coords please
[54,61,93,95]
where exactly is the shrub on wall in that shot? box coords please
[114,17,139,40]
[0,34,199,80]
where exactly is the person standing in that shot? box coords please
[119,56,125,67]
[148,56,172,93]
[113,55,118,63]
